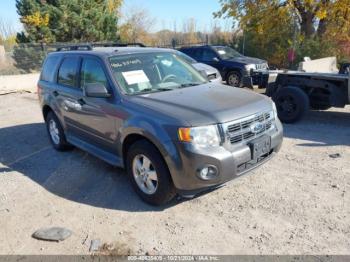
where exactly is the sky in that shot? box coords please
[0,0,22,32]
[121,0,232,32]
[0,0,232,33]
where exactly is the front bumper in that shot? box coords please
[167,119,283,196]
[243,69,269,88]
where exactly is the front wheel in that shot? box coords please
[126,140,176,205]
[273,86,310,123]
[226,71,242,87]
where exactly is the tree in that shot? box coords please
[14,0,122,72]
[16,0,122,43]
[0,19,17,51]
[216,0,350,39]
[216,0,350,67]
[119,6,156,44]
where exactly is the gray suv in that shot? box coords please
[38,45,283,205]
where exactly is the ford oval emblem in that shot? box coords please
[250,122,264,134]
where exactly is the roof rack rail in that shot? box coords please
[56,44,92,51]
[93,42,146,48]
[55,42,146,52]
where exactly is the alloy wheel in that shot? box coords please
[132,154,158,195]
[228,73,240,87]
[49,119,60,145]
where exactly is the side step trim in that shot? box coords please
[67,135,124,168]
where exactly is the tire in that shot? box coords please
[226,71,242,87]
[45,111,72,151]
[126,140,176,205]
[272,86,310,123]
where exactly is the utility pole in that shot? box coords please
[242,30,246,55]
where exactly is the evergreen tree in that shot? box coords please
[14,0,121,72]
[16,0,122,43]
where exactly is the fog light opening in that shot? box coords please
[197,165,218,180]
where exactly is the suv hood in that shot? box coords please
[128,83,273,126]
[227,56,266,65]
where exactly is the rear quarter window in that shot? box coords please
[40,55,61,82]
[182,48,201,61]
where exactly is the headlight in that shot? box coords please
[272,102,278,119]
[178,125,221,147]
[245,64,256,71]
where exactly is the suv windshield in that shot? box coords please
[109,52,207,95]
[213,46,243,60]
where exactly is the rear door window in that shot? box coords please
[57,57,80,88]
[181,48,198,60]
[190,49,201,60]
[41,55,60,82]
[200,48,217,62]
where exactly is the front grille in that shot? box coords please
[224,111,274,145]
[256,63,268,70]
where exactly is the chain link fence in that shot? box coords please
[0,40,211,76]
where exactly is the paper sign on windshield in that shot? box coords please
[122,70,150,85]
[218,50,226,55]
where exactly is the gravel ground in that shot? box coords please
[0,73,39,94]
[0,92,349,255]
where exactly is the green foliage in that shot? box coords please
[16,0,121,43]
[12,44,46,73]
[296,38,336,61]
[217,0,350,68]
[14,0,122,72]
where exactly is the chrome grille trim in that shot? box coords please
[256,63,268,70]
[222,111,275,145]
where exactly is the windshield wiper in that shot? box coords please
[179,83,202,88]
[135,87,174,94]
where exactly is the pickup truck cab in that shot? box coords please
[38,45,283,205]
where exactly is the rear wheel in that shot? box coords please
[226,71,242,87]
[45,111,72,151]
[273,86,309,123]
[126,140,176,205]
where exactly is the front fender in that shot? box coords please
[119,117,184,187]
[120,116,172,153]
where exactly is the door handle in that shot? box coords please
[77,98,86,106]
[53,90,59,97]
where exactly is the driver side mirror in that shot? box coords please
[198,70,209,80]
[213,57,220,62]
[83,83,111,98]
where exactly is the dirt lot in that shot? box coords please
[0,92,349,255]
